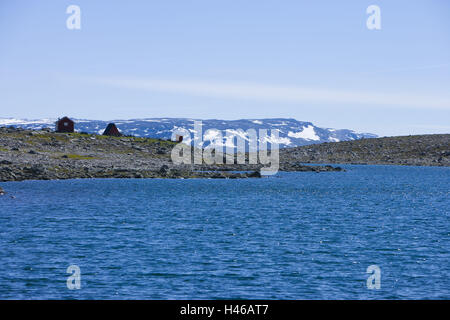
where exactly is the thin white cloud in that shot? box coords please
[90,77,450,110]
[361,63,450,75]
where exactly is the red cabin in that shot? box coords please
[103,123,122,137]
[55,117,75,133]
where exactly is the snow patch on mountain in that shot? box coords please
[288,125,320,141]
[0,118,56,126]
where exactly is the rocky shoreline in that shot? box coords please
[0,127,343,183]
[280,134,450,167]
[2,127,447,187]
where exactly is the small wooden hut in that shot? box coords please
[55,117,75,133]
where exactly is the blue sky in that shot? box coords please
[0,0,449,136]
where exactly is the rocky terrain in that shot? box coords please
[280,134,450,167]
[0,127,342,183]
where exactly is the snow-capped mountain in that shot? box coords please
[0,117,377,148]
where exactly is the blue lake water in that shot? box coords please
[0,165,449,299]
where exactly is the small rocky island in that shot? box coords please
[0,127,342,182]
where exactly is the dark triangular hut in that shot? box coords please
[102,123,121,137]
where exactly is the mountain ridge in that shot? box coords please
[0,117,377,148]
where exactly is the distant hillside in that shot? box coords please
[280,134,450,166]
[0,118,377,149]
